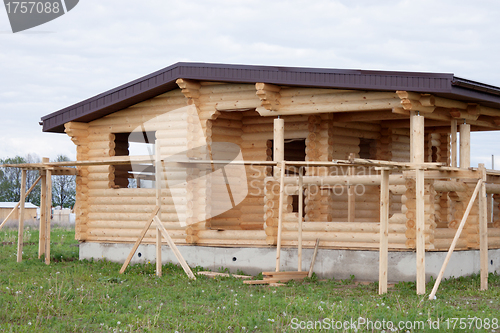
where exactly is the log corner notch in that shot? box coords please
[256,83,281,111]
[396,91,435,114]
[176,78,203,108]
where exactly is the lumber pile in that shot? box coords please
[243,271,308,285]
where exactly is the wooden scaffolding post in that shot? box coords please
[450,119,457,167]
[39,157,49,258]
[275,160,286,272]
[155,140,162,277]
[459,123,470,169]
[16,169,27,263]
[429,179,482,300]
[412,113,425,294]
[45,168,52,265]
[479,164,488,290]
[379,168,390,295]
[298,166,304,272]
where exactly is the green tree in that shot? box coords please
[51,155,76,208]
[0,155,42,205]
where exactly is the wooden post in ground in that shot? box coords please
[479,164,488,290]
[412,113,425,294]
[460,123,470,169]
[39,157,49,258]
[16,169,27,263]
[45,168,52,265]
[379,168,390,294]
[451,119,457,167]
[298,166,303,272]
[155,140,162,277]
[429,179,482,300]
[275,160,286,272]
[308,238,320,278]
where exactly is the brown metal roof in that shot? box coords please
[41,62,500,133]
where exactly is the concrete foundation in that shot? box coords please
[80,242,500,282]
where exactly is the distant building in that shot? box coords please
[0,202,38,222]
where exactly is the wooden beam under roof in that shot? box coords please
[333,110,407,122]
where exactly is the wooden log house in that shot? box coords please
[39,63,500,286]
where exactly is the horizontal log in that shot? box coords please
[88,212,184,222]
[281,221,405,233]
[282,174,405,186]
[84,235,187,244]
[87,228,187,238]
[277,230,406,243]
[433,238,468,250]
[87,220,186,230]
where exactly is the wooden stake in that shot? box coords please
[308,238,320,278]
[451,119,457,167]
[155,140,162,277]
[379,168,390,294]
[0,175,41,231]
[298,166,303,272]
[39,167,47,258]
[416,168,425,295]
[275,160,286,272]
[119,206,160,274]
[429,179,482,300]
[460,123,470,169]
[479,164,488,290]
[16,170,27,263]
[45,169,52,265]
[153,216,196,280]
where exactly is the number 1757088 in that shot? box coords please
[5,1,61,14]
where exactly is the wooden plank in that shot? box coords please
[308,238,320,278]
[154,216,196,280]
[196,271,252,279]
[379,169,390,295]
[119,206,160,274]
[276,160,286,272]
[479,164,488,290]
[263,271,308,276]
[16,170,27,263]
[428,179,482,300]
[298,166,303,272]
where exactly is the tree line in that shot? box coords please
[0,154,75,209]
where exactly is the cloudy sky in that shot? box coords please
[1,0,500,167]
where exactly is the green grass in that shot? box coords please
[0,228,499,332]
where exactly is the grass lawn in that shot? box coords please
[0,227,499,332]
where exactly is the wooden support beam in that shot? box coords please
[16,170,27,263]
[416,168,425,295]
[379,169,390,295]
[412,113,425,164]
[44,169,52,265]
[429,179,482,300]
[308,238,320,278]
[274,118,284,177]
[333,110,407,122]
[479,164,488,290]
[451,119,457,167]
[276,160,286,272]
[155,141,162,277]
[119,206,161,274]
[298,166,304,272]
[347,158,356,222]
[459,123,471,169]
[154,216,196,280]
[39,164,47,258]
